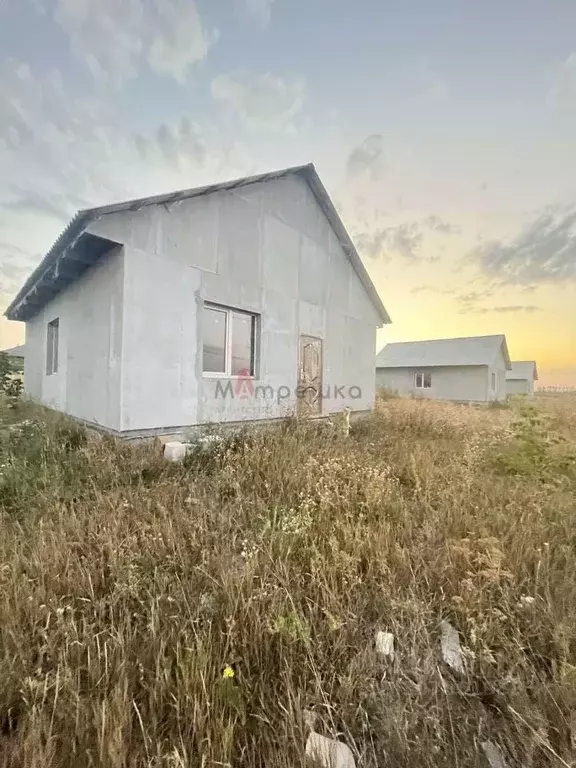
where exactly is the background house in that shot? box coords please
[375,335,511,403]
[506,361,538,396]
[5,164,390,437]
[1,344,25,372]
[2,344,25,380]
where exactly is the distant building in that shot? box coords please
[506,361,538,396]
[375,335,511,403]
[1,344,25,361]
[4,164,390,437]
[1,344,25,371]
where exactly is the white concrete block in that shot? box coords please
[375,630,395,660]
[440,620,464,673]
[163,442,188,462]
[305,732,355,768]
[480,740,507,768]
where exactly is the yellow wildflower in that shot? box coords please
[222,665,235,680]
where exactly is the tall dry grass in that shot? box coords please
[0,394,575,767]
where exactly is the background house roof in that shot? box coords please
[4,164,390,326]
[506,361,538,381]
[1,344,25,358]
[375,335,511,369]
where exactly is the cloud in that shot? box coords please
[455,290,492,305]
[475,206,576,285]
[242,0,275,27]
[211,71,306,131]
[0,251,35,303]
[355,213,461,263]
[424,215,460,235]
[134,116,207,169]
[458,304,543,315]
[411,285,456,295]
[55,0,144,85]
[0,61,105,153]
[548,52,576,111]
[147,0,212,83]
[3,189,73,223]
[346,135,385,181]
[419,66,449,103]
[54,0,212,85]
[355,222,423,261]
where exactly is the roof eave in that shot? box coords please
[5,231,120,322]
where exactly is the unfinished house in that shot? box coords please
[506,361,538,396]
[5,164,390,437]
[375,335,511,403]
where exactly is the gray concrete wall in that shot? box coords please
[506,378,532,396]
[23,247,124,430]
[88,174,380,432]
[376,365,489,402]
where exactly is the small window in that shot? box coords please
[491,371,497,390]
[415,371,432,389]
[46,318,59,375]
[203,303,257,376]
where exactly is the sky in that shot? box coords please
[0,0,575,387]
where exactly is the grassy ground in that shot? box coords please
[0,394,575,767]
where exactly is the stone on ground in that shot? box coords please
[375,630,395,660]
[480,740,507,768]
[163,442,188,462]
[440,620,464,673]
[305,732,355,768]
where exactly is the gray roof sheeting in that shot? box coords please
[375,335,511,369]
[506,361,538,381]
[5,163,390,326]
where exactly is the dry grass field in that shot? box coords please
[0,393,575,767]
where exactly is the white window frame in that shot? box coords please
[46,318,59,376]
[202,302,259,379]
[415,371,432,389]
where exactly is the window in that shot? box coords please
[491,371,497,390]
[415,371,432,389]
[203,303,257,376]
[46,318,59,375]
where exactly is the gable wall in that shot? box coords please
[87,175,380,432]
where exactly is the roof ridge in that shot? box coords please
[384,334,504,345]
[78,162,316,217]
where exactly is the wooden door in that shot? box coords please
[298,336,323,417]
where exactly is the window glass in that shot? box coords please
[231,311,255,376]
[46,318,59,375]
[203,307,227,373]
[424,372,432,388]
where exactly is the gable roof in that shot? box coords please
[375,335,511,369]
[4,163,390,326]
[1,344,25,358]
[506,360,538,381]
